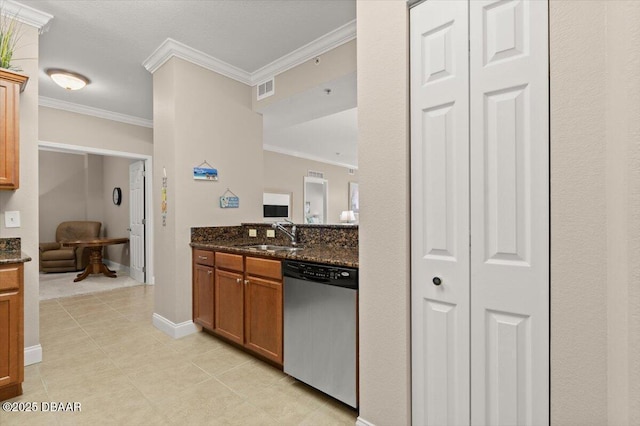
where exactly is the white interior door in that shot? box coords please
[469,1,549,425]
[410,2,470,424]
[129,161,145,283]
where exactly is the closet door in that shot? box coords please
[469,1,549,425]
[410,2,470,425]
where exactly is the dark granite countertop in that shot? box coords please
[191,224,358,268]
[0,251,32,264]
[0,238,31,264]
[190,241,358,268]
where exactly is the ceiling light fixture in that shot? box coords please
[46,69,90,91]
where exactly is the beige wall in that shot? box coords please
[153,57,263,325]
[0,24,40,351]
[102,156,132,267]
[357,2,411,425]
[604,1,640,424]
[550,1,608,424]
[253,39,356,111]
[263,150,358,224]
[38,151,90,241]
[39,107,153,156]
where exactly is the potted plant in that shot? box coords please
[0,3,22,71]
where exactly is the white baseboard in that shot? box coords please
[356,417,376,426]
[24,344,42,366]
[104,259,130,275]
[152,313,199,339]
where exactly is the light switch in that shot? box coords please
[5,211,20,228]
[266,229,275,238]
[248,229,257,237]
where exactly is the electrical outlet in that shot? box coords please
[248,229,257,237]
[4,211,20,228]
[266,229,275,238]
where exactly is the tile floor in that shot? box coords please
[1,285,357,425]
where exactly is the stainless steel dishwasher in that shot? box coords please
[283,260,358,408]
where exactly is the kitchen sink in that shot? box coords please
[242,244,304,252]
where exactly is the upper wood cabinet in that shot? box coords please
[0,69,28,191]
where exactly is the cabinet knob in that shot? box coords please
[236,278,241,284]
[432,277,442,286]
[244,280,249,285]
[207,270,212,275]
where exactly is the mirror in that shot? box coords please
[303,177,328,224]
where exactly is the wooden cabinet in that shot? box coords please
[0,263,24,401]
[0,69,28,191]
[192,249,214,330]
[214,268,244,344]
[193,249,283,366]
[244,257,282,364]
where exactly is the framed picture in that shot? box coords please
[349,182,359,213]
[193,166,218,181]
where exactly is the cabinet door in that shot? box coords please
[244,276,283,365]
[214,269,244,344]
[410,1,470,425]
[0,77,19,190]
[193,263,214,330]
[470,1,549,424]
[0,291,20,389]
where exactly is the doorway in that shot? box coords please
[38,140,154,285]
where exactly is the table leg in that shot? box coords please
[73,245,118,282]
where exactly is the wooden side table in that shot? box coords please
[61,237,129,282]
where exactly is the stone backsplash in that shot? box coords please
[0,237,20,253]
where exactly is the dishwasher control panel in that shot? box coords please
[283,260,358,289]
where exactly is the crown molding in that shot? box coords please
[142,38,252,85]
[264,144,357,170]
[1,0,53,34]
[142,19,356,86]
[251,19,356,85]
[39,96,153,128]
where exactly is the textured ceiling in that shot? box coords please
[19,0,356,120]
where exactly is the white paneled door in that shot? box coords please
[410,1,549,425]
[469,1,549,424]
[410,1,470,425]
[129,161,145,283]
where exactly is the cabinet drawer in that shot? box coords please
[215,252,243,272]
[193,249,214,266]
[246,257,282,280]
[0,265,21,292]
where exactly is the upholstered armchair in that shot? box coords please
[39,221,102,273]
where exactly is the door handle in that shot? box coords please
[126,227,132,232]
[432,277,442,286]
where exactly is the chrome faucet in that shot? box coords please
[272,219,297,246]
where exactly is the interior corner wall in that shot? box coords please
[153,57,263,326]
[357,1,411,425]
[252,39,356,111]
[550,1,608,424]
[38,151,88,241]
[102,156,132,267]
[605,2,640,424]
[0,24,40,351]
[263,150,358,224]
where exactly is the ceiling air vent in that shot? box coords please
[308,170,324,179]
[257,78,275,101]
